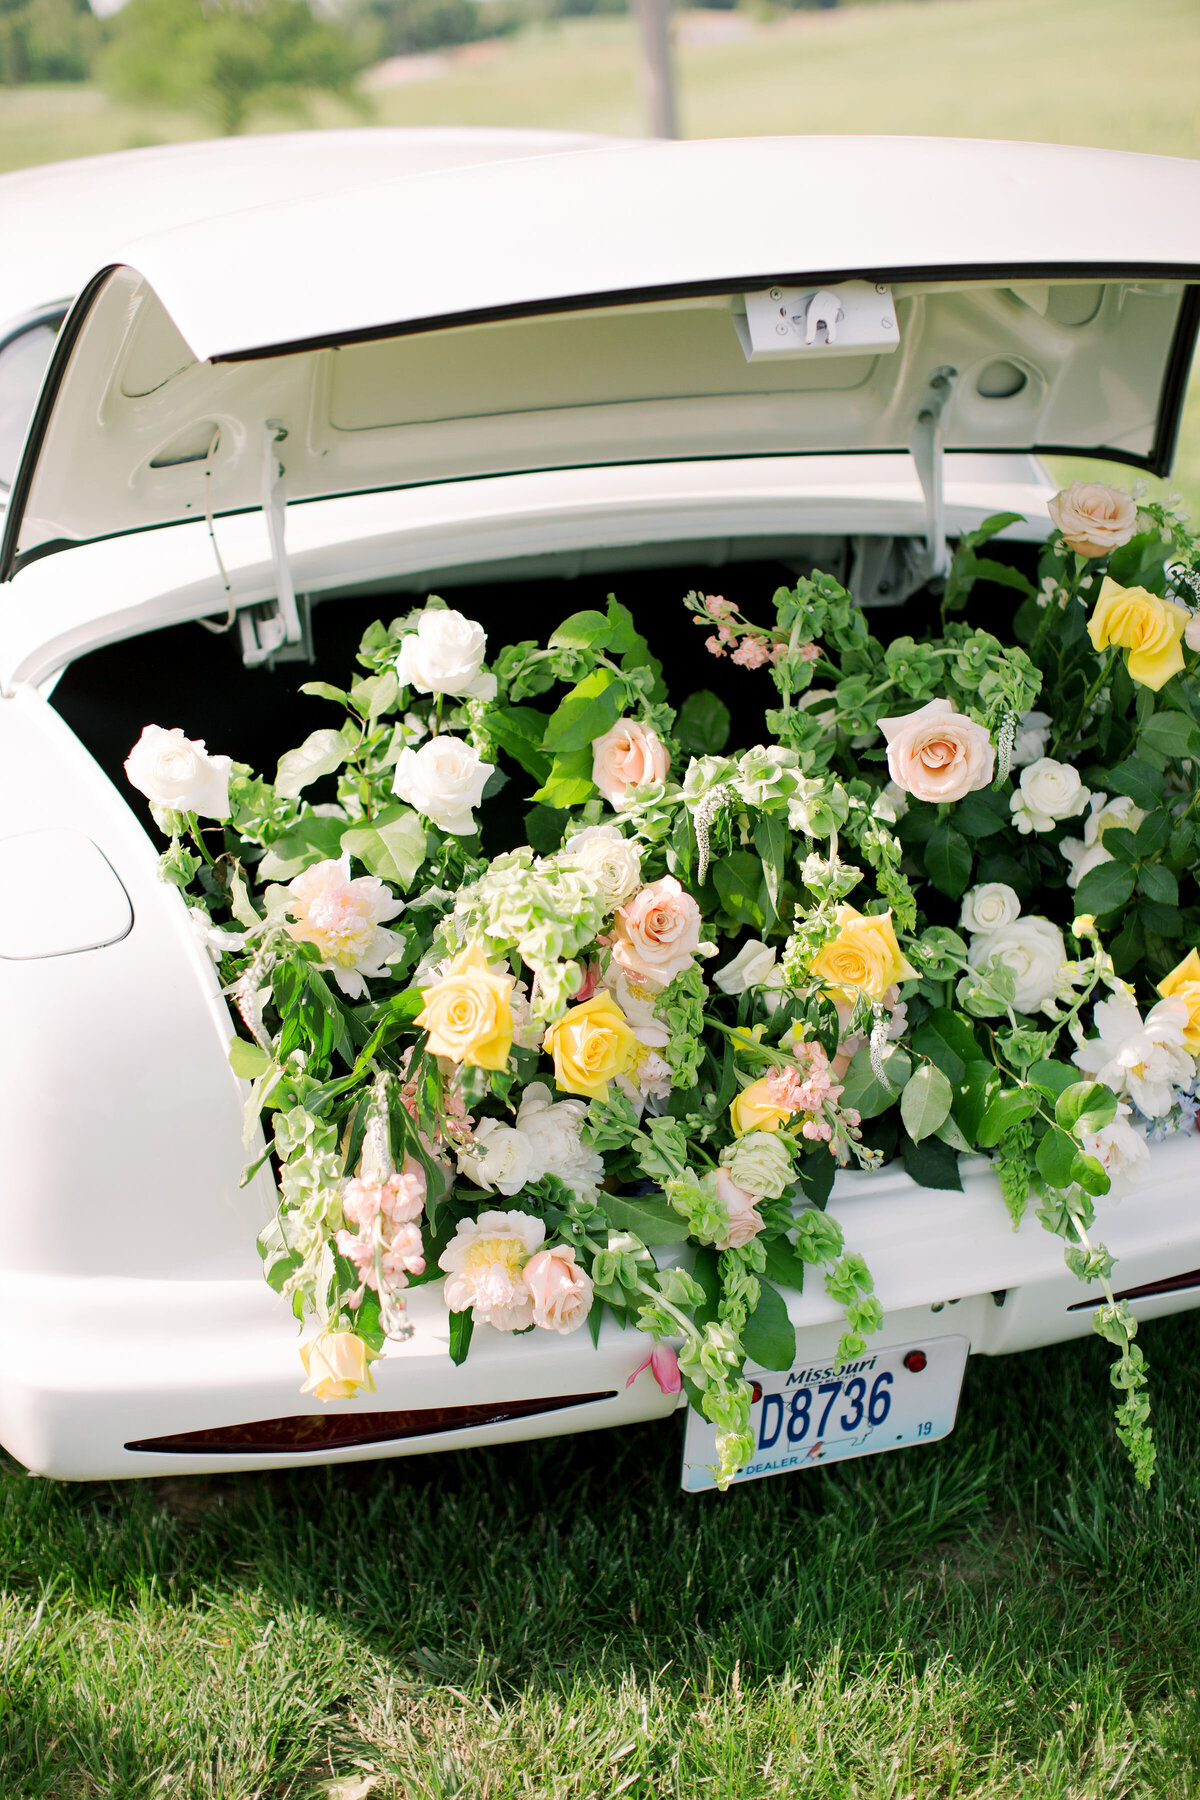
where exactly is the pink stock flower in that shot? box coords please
[705,635,727,658]
[764,1066,806,1111]
[626,1342,682,1394]
[802,1118,833,1142]
[731,636,771,670]
[798,642,821,664]
[704,595,734,619]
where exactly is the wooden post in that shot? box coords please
[631,0,678,140]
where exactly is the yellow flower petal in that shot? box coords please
[1158,949,1200,1054]
[542,991,640,1100]
[416,944,514,1071]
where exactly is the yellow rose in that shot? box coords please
[729,1077,794,1138]
[299,1330,377,1402]
[416,944,514,1071]
[1158,949,1200,1054]
[542,992,639,1100]
[809,905,916,1003]
[1087,577,1189,691]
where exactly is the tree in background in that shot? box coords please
[100,0,374,133]
[354,0,486,56]
[0,0,100,82]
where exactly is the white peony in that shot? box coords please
[283,856,405,999]
[1060,793,1146,890]
[959,882,1021,935]
[561,825,643,911]
[968,916,1068,1015]
[1010,710,1052,769]
[438,1209,546,1331]
[395,607,496,699]
[1071,995,1194,1119]
[393,735,493,835]
[514,1081,605,1193]
[456,1118,539,1197]
[1009,758,1092,835]
[124,725,232,819]
[1079,1101,1149,1195]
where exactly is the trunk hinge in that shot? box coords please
[909,365,958,582]
[238,422,312,669]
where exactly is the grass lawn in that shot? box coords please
[6,1308,1200,1796]
[4,1,1200,1792]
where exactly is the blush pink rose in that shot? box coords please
[714,1168,765,1251]
[878,698,994,804]
[1047,482,1138,558]
[611,875,702,988]
[591,718,670,809]
[523,1246,594,1335]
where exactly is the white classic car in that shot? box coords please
[2,129,1198,1483]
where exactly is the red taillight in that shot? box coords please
[903,1350,928,1373]
[125,1390,617,1455]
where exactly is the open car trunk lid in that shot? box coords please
[4,135,1200,581]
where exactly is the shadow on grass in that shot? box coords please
[5,1313,1200,1795]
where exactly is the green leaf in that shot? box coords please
[1028,1060,1081,1100]
[1139,897,1183,936]
[1138,862,1179,907]
[797,1149,837,1208]
[839,1046,911,1120]
[548,609,612,651]
[600,1193,687,1246]
[900,1064,953,1141]
[525,804,569,856]
[952,1060,1002,1140]
[542,669,622,754]
[1036,1127,1080,1188]
[530,747,597,809]
[1103,758,1167,809]
[274,727,352,799]
[257,815,346,880]
[1139,710,1200,760]
[712,851,767,932]
[1074,859,1137,919]
[742,1280,797,1373]
[448,1308,474,1366]
[1072,1152,1112,1197]
[975,1087,1038,1148]
[676,689,732,758]
[488,706,552,782]
[900,1134,962,1191]
[753,813,789,929]
[761,1237,808,1291]
[228,1039,271,1079]
[952,789,1011,839]
[911,1009,981,1086]
[924,823,973,899]
[350,670,399,721]
[340,805,427,890]
[1055,1080,1118,1137]
[299,680,351,707]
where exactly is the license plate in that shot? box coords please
[681,1334,969,1494]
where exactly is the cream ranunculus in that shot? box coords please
[542,992,640,1100]
[456,1118,539,1197]
[611,876,703,989]
[561,824,643,910]
[416,944,514,1070]
[1010,709,1052,769]
[809,905,916,1004]
[523,1246,595,1334]
[1060,793,1145,891]
[396,606,496,698]
[284,856,405,999]
[124,725,232,819]
[877,699,994,804]
[438,1209,546,1331]
[393,735,493,835]
[591,718,670,809]
[1047,482,1138,558]
[967,916,1067,1016]
[1009,758,1092,835]
[299,1330,377,1402]
[959,883,1021,935]
[1087,577,1190,691]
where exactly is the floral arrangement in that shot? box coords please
[126,479,1200,1488]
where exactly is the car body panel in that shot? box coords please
[5,137,1199,572]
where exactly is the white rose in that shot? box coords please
[1060,793,1145,890]
[456,1119,538,1197]
[562,825,643,911]
[959,882,1021,935]
[719,1130,795,1199]
[1186,613,1200,654]
[393,735,493,835]
[1009,758,1091,835]
[1010,710,1051,769]
[124,725,232,819]
[395,607,496,699]
[968,916,1068,1015]
[514,1081,605,1193]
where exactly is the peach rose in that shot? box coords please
[299,1330,377,1402]
[877,698,994,803]
[1047,482,1138,558]
[591,718,670,809]
[611,875,703,989]
[523,1246,595,1334]
[713,1168,765,1251]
